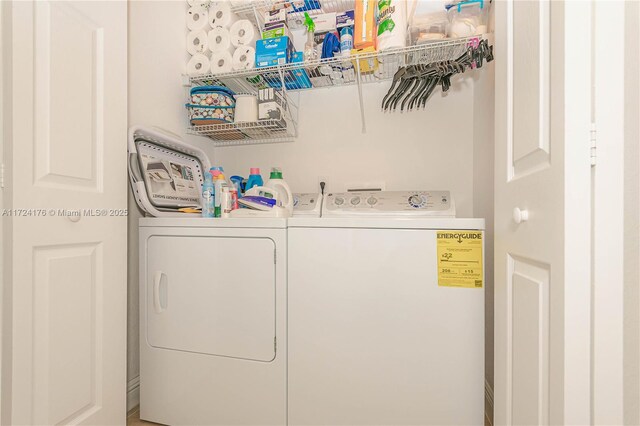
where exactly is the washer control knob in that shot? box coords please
[350,197,361,206]
[409,194,424,208]
[334,197,345,206]
[367,196,378,206]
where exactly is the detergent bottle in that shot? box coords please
[213,170,228,218]
[265,167,293,215]
[245,168,264,191]
[201,172,215,218]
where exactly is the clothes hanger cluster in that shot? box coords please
[382,39,494,112]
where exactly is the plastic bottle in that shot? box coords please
[201,172,215,218]
[265,167,293,215]
[213,170,228,218]
[220,187,232,218]
[303,12,317,62]
[230,175,244,197]
[245,168,264,192]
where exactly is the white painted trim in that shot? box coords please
[592,2,625,423]
[485,379,494,426]
[127,376,140,413]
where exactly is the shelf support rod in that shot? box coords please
[354,57,367,133]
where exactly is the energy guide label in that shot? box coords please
[436,230,483,288]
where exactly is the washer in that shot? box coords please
[287,191,485,425]
[139,218,287,425]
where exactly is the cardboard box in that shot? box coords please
[263,52,312,90]
[336,10,355,29]
[262,22,292,40]
[354,0,376,49]
[311,12,337,33]
[258,88,287,122]
[263,8,287,26]
[255,36,295,68]
[351,47,378,72]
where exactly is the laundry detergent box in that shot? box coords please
[255,36,295,68]
[264,51,312,90]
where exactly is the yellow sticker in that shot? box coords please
[437,230,483,288]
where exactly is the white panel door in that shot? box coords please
[494,1,592,425]
[4,1,127,425]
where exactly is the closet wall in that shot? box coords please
[126,0,496,410]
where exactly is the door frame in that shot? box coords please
[592,2,629,423]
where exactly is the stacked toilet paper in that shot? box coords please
[186,0,260,76]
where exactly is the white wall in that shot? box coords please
[471,60,495,411]
[215,81,477,218]
[127,0,215,410]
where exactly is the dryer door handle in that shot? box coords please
[153,271,167,313]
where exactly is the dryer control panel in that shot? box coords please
[323,191,455,217]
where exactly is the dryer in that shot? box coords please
[287,191,485,425]
[139,217,287,425]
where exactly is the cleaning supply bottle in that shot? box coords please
[303,12,317,62]
[265,167,293,215]
[220,187,232,218]
[246,168,264,191]
[201,172,215,218]
[213,170,228,218]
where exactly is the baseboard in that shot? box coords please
[485,379,494,426]
[127,376,140,413]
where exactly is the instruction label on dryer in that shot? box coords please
[437,230,483,288]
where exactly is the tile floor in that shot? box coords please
[127,409,160,426]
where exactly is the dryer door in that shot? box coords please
[146,235,276,362]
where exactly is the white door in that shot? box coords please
[3,1,127,425]
[494,1,592,425]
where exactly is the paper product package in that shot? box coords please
[263,8,287,26]
[210,50,234,74]
[232,45,256,70]
[187,6,209,31]
[377,0,408,51]
[354,0,376,49]
[258,88,287,121]
[255,36,295,68]
[262,52,312,90]
[262,22,292,40]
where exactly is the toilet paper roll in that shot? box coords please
[232,46,256,70]
[208,1,238,28]
[234,94,258,122]
[187,53,211,76]
[377,0,408,51]
[187,29,209,55]
[208,27,234,54]
[229,20,259,47]
[209,50,234,74]
[187,6,209,31]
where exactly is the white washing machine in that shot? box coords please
[288,191,485,425]
[139,217,287,425]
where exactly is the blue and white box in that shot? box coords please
[255,36,295,68]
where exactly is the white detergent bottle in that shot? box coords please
[265,167,293,215]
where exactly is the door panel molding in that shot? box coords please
[33,1,104,192]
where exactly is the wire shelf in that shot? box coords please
[187,117,296,147]
[189,36,484,92]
